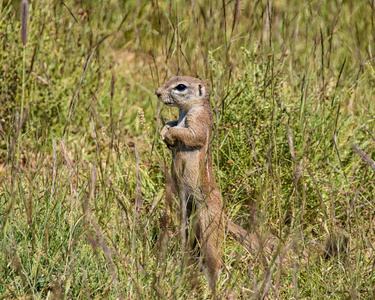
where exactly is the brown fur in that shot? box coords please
[156,76,272,290]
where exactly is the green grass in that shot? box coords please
[1,0,374,298]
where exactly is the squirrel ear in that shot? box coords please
[198,84,205,97]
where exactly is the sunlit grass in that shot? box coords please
[0,0,374,298]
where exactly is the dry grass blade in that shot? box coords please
[286,123,295,165]
[365,128,375,143]
[287,123,300,184]
[85,164,124,300]
[7,106,29,165]
[89,163,97,201]
[351,145,375,171]
[63,49,95,135]
[60,0,78,23]
[164,162,174,229]
[150,164,174,295]
[131,140,142,268]
[134,141,142,213]
[191,0,206,79]
[151,102,161,156]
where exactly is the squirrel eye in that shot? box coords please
[175,84,187,91]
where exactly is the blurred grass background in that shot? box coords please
[0,0,374,298]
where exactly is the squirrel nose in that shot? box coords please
[155,88,161,96]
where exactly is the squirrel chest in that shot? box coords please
[172,109,207,189]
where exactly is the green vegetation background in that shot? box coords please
[1,0,374,298]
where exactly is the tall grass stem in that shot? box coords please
[17,0,28,166]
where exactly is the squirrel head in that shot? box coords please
[155,76,209,111]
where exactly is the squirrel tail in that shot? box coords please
[227,220,275,255]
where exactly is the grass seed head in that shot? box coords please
[21,0,28,46]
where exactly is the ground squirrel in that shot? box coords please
[156,76,270,291]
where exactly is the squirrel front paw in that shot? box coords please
[160,125,170,140]
[160,125,177,148]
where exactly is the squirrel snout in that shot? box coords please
[155,88,162,97]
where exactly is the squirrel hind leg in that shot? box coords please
[184,190,224,293]
[198,207,224,293]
